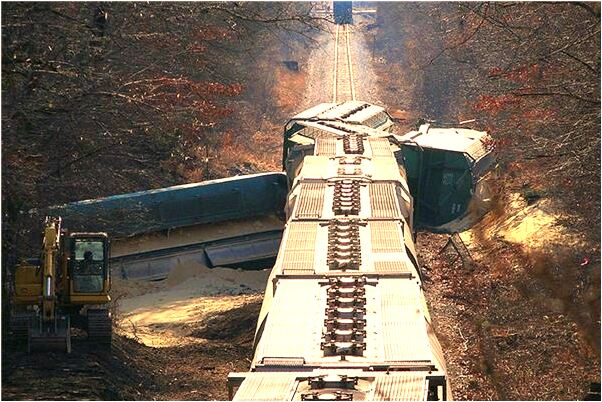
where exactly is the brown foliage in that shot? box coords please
[377,1,600,241]
[1,2,321,258]
[376,2,600,399]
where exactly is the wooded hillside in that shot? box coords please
[2,2,321,258]
[376,1,600,241]
[374,3,600,399]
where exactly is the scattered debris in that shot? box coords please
[439,232,474,270]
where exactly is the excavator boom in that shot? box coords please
[27,217,72,353]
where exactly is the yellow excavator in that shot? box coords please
[10,216,112,353]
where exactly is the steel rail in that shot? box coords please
[345,25,356,101]
[333,24,356,103]
[332,25,340,103]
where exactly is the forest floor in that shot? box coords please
[2,13,599,402]
[418,192,600,400]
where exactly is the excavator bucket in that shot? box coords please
[28,314,71,354]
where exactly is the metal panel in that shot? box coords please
[369,137,393,157]
[364,111,391,130]
[349,105,380,125]
[302,121,348,138]
[234,374,296,401]
[111,249,206,281]
[299,156,330,180]
[373,372,427,401]
[296,183,326,219]
[369,222,403,253]
[50,172,288,237]
[371,157,404,181]
[315,119,387,139]
[380,280,433,362]
[427,321,447,372]
[315,137,337,156]
[204,232,282,266]
[319,100,366,120]
[373,261,410,273]
[255,279,324,361]
[281,223,317,274]
[261,357,305,367]
[299,125,339,140]
[369,183,401,218]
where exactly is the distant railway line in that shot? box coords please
[332,24,355,103]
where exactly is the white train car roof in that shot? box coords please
[289,101,394,131]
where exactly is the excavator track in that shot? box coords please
[9,312,33,339]
[87,309,112,346]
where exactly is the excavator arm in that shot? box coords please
[41,217,60,323]
[27,216,72,353]
[10,217,72,353]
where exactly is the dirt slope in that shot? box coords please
[418,190,600,400]
[2,288,263,401]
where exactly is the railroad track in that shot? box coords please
[332,24,355,103]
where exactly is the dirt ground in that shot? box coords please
[112,263,269,348]
[2,268,265,400]
[419,192,600,400]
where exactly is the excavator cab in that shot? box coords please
[66,233,113,346]
[67,234,110,302]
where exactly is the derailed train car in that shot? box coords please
[228,101,494,400]
[50,173,288,280]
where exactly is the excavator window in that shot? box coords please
[72,239,105,293]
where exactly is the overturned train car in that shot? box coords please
[50,173,288,280]
[228,101,494,400]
